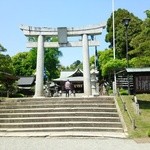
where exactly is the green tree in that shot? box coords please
[69,60,82,70]
[62,60,83,71]
[12,46,62,80]
[0,44,7,52]
[89,49,127,84]
[130,10,150,67]
[0,53,16,97]
[99,49,126,76]
[105,8,142,59]
[44,47,62,80]
[145,10,150,18]
[0,54,14,74]
[12,52,34,76]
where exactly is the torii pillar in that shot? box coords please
[82,34,91,96]
[34,35,44,97]
[20,23,106,98]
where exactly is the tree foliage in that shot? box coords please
[0,53,16,96]
[0,44,7,52]
[101,58,126,76]
[12,47,62,80]
[12,52,34,76]
[130,10,150,67]
[62,60,83,71]
[95,8,144,82]
[98,49,126,77]
[0,54,14,74]
[95,9,150,84]
[105,8,142,59]
[44,47,62,80]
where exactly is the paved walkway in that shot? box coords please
[0,137,150,150]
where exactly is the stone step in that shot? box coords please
[0,103,116,109]
[0,97,114,103]
[0,121,122,128]
[0,116,121,123]
[0,112,119,118]
[0,107,117,113]
[0,126,123,133]
[0,99,115,106]
[5,97,114,102]
[0,97,125,137]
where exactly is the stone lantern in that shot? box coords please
[90,65,99,96]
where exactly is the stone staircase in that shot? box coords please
[0,96,126,137]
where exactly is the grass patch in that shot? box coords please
[117,94,150,138]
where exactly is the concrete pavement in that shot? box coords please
[0,137,150,150]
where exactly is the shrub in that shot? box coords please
[10,93,24,98]
[119,88,128,95]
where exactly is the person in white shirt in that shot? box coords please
[65,79,71,97]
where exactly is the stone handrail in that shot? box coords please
[117,90,136,130]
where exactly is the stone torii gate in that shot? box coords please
[20,23,106,98]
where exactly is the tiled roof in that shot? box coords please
[60,68,83,78]
[17,76,35,86]
[54,76,83,82]
[54,68,83,82]
[60,71,74,78]
[126,68,150,73]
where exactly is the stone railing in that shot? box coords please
[117,90,136,130]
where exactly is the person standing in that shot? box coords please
[65,79,71,97]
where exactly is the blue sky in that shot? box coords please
[0,0,150,66]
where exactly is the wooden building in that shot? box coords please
[126,68,150,94]
[53,68,84,93]
[17,76,35,95]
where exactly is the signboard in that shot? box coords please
[134,75,150,93]
[58,27,67,44]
